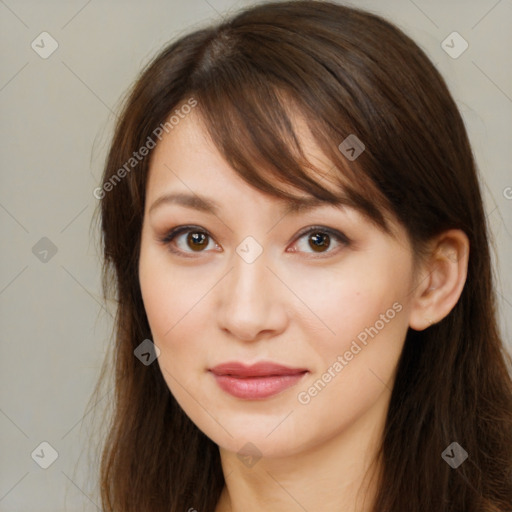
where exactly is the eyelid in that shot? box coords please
[291,225,350,246]
[158,224,350,258]
[287,225,350,259]
[159,225,208,245]
[158,225,218,259]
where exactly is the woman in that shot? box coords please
[91,1,512,510]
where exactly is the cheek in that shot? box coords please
[140,240,196,330]
[287,254,410,354]
[289,254,410,411]
[138,243,219,374]
[137,233,413,457]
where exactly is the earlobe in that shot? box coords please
[408,230,469,331]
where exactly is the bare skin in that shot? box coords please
[138,110,469,512]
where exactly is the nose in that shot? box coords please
[216,251,289,342]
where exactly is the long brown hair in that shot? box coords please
[90,1,512,510]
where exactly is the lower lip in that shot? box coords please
[210,371,308,400]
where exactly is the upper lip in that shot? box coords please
[209,362,308,378]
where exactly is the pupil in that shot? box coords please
[185,231,330,253]
[309,232,330,252]
[188,232,207,251]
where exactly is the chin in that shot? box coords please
[205,421,309,461]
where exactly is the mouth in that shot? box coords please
[209,362,309,400]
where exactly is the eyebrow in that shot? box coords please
[148,192,353,217]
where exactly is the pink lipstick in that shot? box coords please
[209,362,308,400]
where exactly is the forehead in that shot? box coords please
[144,107,404,245]
[149,134,357,237]
[144,113,410,256]
[147,108,346,206]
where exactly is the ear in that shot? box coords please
[408,229,469,331]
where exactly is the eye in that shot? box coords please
[288,225,350,257]
[158,225,350,258]
[159,225,219,258]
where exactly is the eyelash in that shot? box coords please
[158,225,350,259]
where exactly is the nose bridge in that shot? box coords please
[230,234,271,294]
[229,244,272,310]
[216,240,286,340]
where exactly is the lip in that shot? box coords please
[209,362,309,400]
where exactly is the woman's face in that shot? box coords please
[138,110,419,459]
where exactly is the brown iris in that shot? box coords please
[184,230,332,253]
[308,232,331,252]
[187,231,208,251]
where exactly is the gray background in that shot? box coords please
[1,0,511,510]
